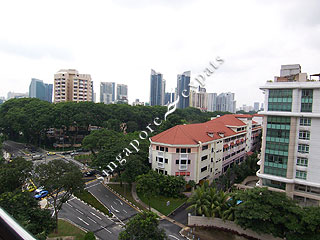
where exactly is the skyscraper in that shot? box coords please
[216,92,236,113]
[150,69,165,106]
[100,82,116,104]
[116,84,128,103]
[257,64,320,206]
[29,78,53,103]
[254,102,260,112]
[177,71,190,109]
[54,69,93,103]
[189,86,207,111]
[207,93,217,112]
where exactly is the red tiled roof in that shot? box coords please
[233,114,253,118]
[151,114,255,145]
[224,144,229,149]
[247,151,254,156]
[236,140,240,144]
[230,142,235,146]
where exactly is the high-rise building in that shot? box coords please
[116,84,128,103]
[100,82,115,104]
[190,86,207,111]
[257,64,320,206]
[164,92,175,105]
[177,71,190,109]
[216,92,236,113]
[207,93,217,112]
[29,78,53,103]
[54,69,93,103]
[7,92,28,100]
[254,102,260,112]
[150,69,165,106]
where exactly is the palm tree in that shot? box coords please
[187,184,209,216]
[222,195,237,221]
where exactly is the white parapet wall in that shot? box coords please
[188,214,283,240]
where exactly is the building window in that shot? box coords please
[176,160,179,164]
[156,146,159,150]
[301,89,313,112]
[202,145,208,150]
[297,157,308,167]
[165,159,168,164]
[176,148,180,153]
[300,117,311,126]
[296,170,307,180]
[181,148,187,153]
[165,147,168,152]
[264,166,287,177]
[179,154,188,170]
[299,130,310,140]
[201,166,207,172]
[158,157,164,168]
[201,155,208,161]
[298,144,309,154]
[268,89,292,112]
[160,146,164,151]
[188,148,191,153]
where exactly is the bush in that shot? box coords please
[84,231,96,240]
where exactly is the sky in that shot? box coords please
[0,0,320,107]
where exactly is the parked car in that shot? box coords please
[47,152,56,156]
[32,154,42,160]
[83,170,96,177]
[34,190,49,200]
[35,186,45,193]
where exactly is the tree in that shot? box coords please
[0,157,33,194]
[0,190,56,240]
[84,231,96,240]
[187,184,209,216]
[34,160,85,231]
[136,171,160,210]
[121,155,148,187]
[118,211,167,240]
[234,187,302,239]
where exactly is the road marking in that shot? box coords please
[66,203,73,208]
[169,235,181,240]
[68,197,75,201]
[85,182,100,190]
[75,209,84,215]
[77,217,89,226]
[123,210,127,213]
[105,195,109,198]
[87,217,97,224]
[113,201,117,205]
[116,199,123,205]
[90,212,102,220]
[101,226,112,234]
[111,205,119,213]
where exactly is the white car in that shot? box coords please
[35,186,45,193]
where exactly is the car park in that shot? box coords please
[34,190,48,200]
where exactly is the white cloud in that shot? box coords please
[0,0,319,107]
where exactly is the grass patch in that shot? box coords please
[107,184,146,210]
[74,190,112,217]
[48,219,86,240]
[137,192,186,216]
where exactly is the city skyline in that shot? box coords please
[1,1,319,106]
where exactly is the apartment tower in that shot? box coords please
[54,69,93,103]
[257,64,320,206]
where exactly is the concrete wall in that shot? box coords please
[188,215,283,240]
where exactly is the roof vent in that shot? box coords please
[207,132,214,138]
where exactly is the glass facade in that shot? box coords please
[301,89,313,112]
[264,116,290,177]
[268,89,292,112]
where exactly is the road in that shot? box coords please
[59,196,123,240]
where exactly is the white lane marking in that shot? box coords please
[68,197,75,201]
[101,226,111,234]
[66,203,73,208]
[123,210,127,213]
[169,235,180,240]
[87,217,97,224]
[90,212,102,220]
[111,205,119,213]
[105,195,109,198]
[75,209,84,215]
[116,199,123,205]
[113,201,117,205]
[77,217,89,226]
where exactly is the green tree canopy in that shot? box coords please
[118,211,167,240]
[34,160,85,231]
